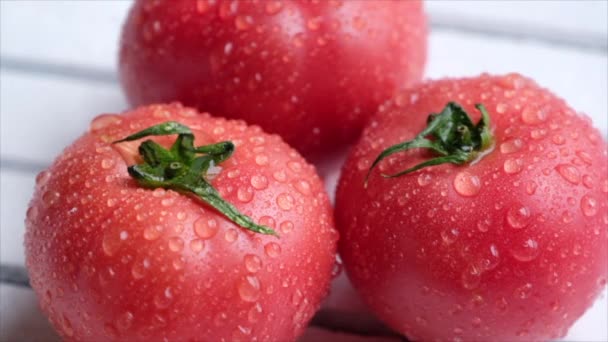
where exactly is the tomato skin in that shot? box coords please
[119,0,427,156]
[336,74,608,341]
[25,103,338,342]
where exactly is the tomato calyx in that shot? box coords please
[365,102,494,187]
[114,121,278,236]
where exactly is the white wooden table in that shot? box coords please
[1,1,606,341]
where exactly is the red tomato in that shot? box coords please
[336,74,608,341]
[119,0,427,156]
[25,103,338,341]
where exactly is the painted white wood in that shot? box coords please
[0,70,127,164]
[0,171,34,266]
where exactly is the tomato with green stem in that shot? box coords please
[336,74,608,341]
[25,103,337,341]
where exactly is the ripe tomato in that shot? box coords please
[119,0,427,155]
[25,103,338,341]
[336,74,608,341]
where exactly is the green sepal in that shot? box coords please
[114,121,278,236]
[365,102,494,187]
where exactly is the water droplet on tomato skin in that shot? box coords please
[225,229,238,243]
[461,264,482,290]
[580,194,598,217]
[255,154,269,166]
[506,205,531,229]
[280,220,294,234]
[194,218,218,239]
[189,239,204,253]
[510,238,539,262]
[264,242,281,258]
[503,158,523,174]
[453,172,481,197]
[417,173,432,186]
[500,138,523,154]
[265,0,283,15]
[276,193,294,211]
[521,106,548,124]
[248,303,263,323]
[35,170,51,187]
[250,175,268,190]
[154,287,173,309]
[441,228,459,245]
[90,114,122,132]
[244,254,262,273]
[238,275,261,302]
[237,187,254,203]
[168,237,184,252]
[143,225,163,241]
[115,311,134,331]
[556,164,580,184]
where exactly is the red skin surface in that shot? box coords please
[119,0,427,156]
[24,103,338,342]
[336,74,608,342]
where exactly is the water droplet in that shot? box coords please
[42,190,60,206]
[190,239,204,253]
[507,205,531,228]
[417,173,432,186]
[515,283,533,299]
[116,311,134,331]
[295,180,312,195]
[280,221,294,234]
[441,228,459,245]
[264,242,281,258]
[503,158,523,174]
[510,238,539,262]
[237,187,254,203]
[582,175,594,189]
[255,154,269,166]
[161,197,174,207]
[35,170,51,187]
[131,258,150,279]
[224,229,238,243]
[168,237,184,252]
[238,275,261,302]
[101,158,115,169]
[556,164,580,184]
[287,161,303,173]
[500,138,523,154]
[154,287,173,309]
[234,15,253,30]
[244,254,262,273]
[477,218,491,232]
[291,289,303,306]
[196,0,212,13]
[276,193,294,210]
[250,175,268,190]
[61,314,74,337]
[525,180,537,195]
[26,206,39,222]
[194,218,218,239]
[552,134,566,145]
[90,114,122,132]
[471,317,482,327]
[453,172,481,197]
[257,0,282,15]
[248,303,263,323]
[273,170,287,182]
[143,225,163,240]
[102,229,123,256]
[307,17,322,30]
[461,264,481,289]
[521,106,548,124]
[580,194,598,217]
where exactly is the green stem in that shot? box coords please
[365,102,494,187]
[114,121,278,236]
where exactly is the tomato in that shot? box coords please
[335,74,608,341]
[119,0,427,156]
[25,103,338,341]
